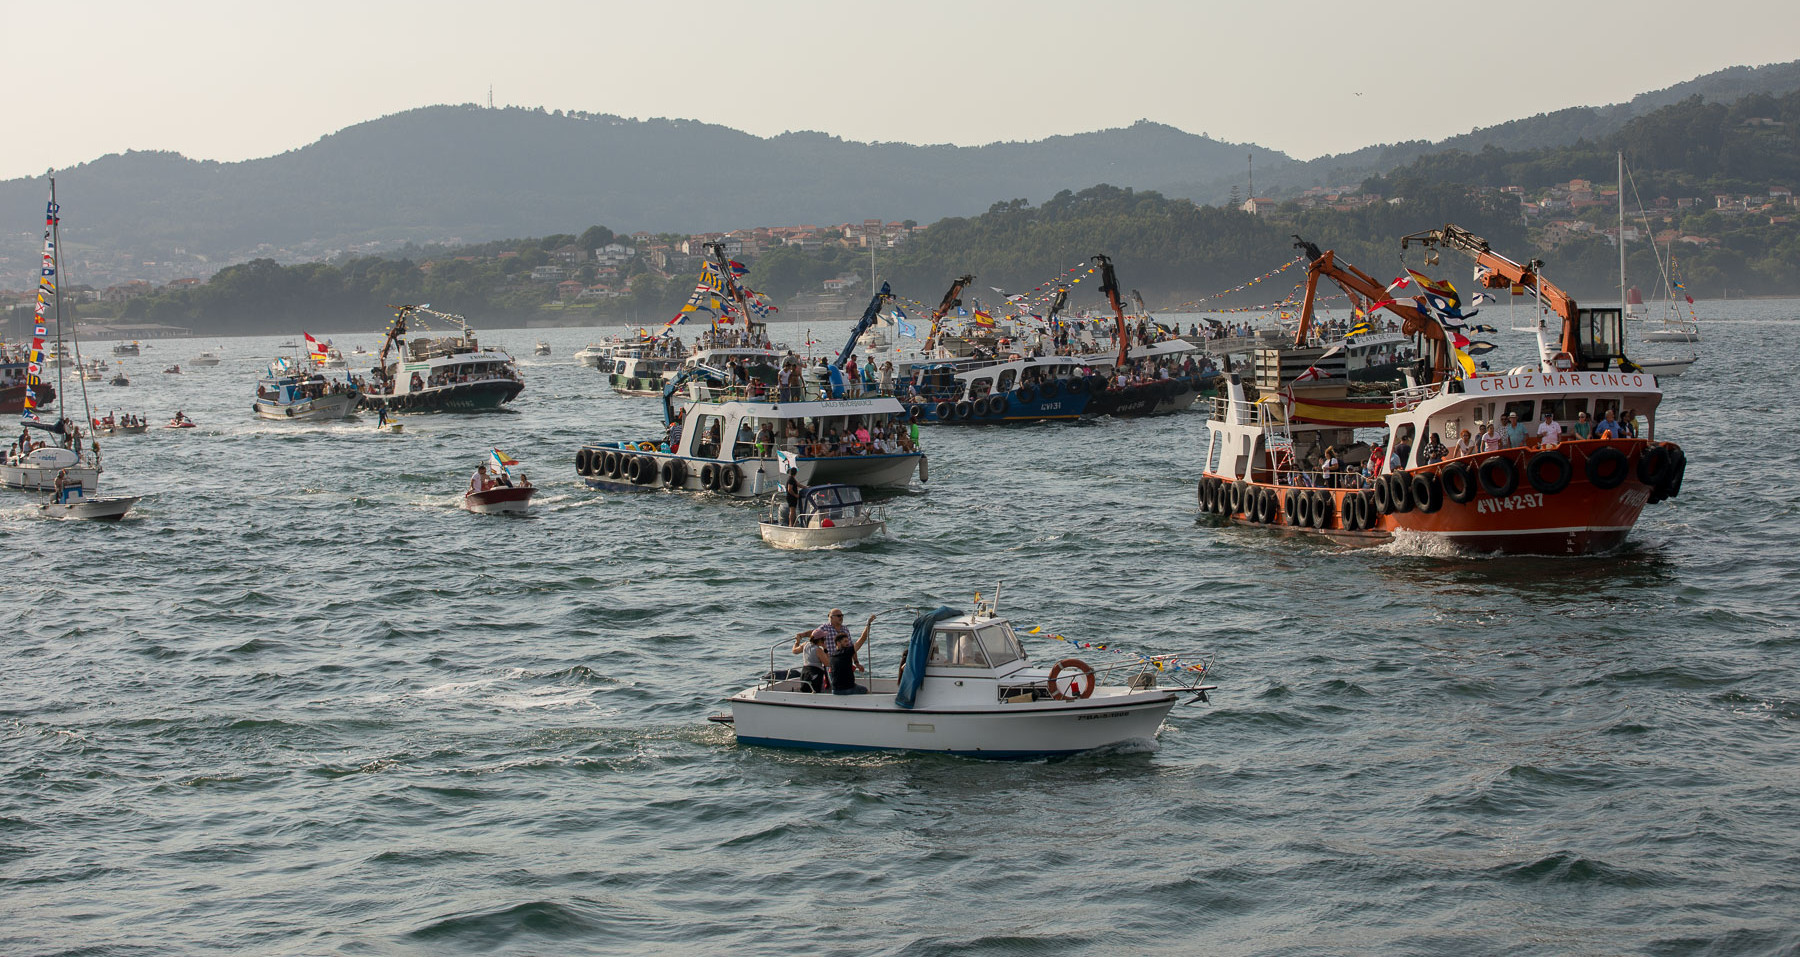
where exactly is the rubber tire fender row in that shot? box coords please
[1440,462,1477,504]
[1526,449,1573,496]
[1476,456,1519,498]
[659,458,685,488]
[1585,446,1629,491]
[1411,471,1445,514]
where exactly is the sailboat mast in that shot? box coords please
[1618,151,1626,309]
[49,177,71,425]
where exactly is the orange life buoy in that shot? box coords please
[1047,658,1096,700]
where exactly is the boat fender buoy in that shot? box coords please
[987,395,1007,417]
[1373,476,1393,515]
[1584,446,1629,491]
[1066,377,1087,396]
[1016,386,1036,405]
[1313,490,1334,528]
[1227,481,1244,515]
[1343,492,1364,530]
[720,463,741,494]
[933,401,952,421]
[1361,491,1378,529]
[954,400,973,420]
[1440,462,1477,504]
[699,463,719,490]
[1476,456,1519,498]
[576,449,592,475]
[1411,471,1445,514]
[1294,491,1313,527]
[1040,379,1060,399]
[919,454,928,484]
[1283,489,1299,524]
[639,456,660,485]
[1666,445,1686,498]
[1047,658,1096,700]
[908,404,924,422]
[1637,445,1673,490]
[658,458,679,487]
[285,407,294,417]
[1525,449,1573,496]
[1257,487,1277,524]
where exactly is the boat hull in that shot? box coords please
[462,486,535,514]
[913,375,1213,425]
[361,379,522,414]
[728,688,1177,758]
[578,447,921,497]
[254,392,360,421]
[759,519,884,548]
[41,494,140,521]
[3,463,98,492]
[1199,439,1681,556]
[0,381,54,414]
[1643,330,1700,343]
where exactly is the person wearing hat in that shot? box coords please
[795,608,872,695]
[1502,412,1529,448]
[1536,410,1564,447]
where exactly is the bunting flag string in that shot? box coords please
[1162,256,1307,312]
[1024,625,1211,675]
[22,197,59,417]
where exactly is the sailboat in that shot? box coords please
[1618,152,1699,375]
[0,178,140,520]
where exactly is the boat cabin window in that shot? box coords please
[930,628,990,668]
[975,623,1023,668]
[997,369,1017,392]
[613,360,627,374]
[1543,397,1588,422]
[1502,400,1535,424]
[969,377,992,398]
[1205,431,1222,473]
[693,414,725,457]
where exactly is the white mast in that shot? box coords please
[1618,151,1627,309]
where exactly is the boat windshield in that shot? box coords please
[929,628,989,668]
[975,622,1023,667]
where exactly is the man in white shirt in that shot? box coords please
[1536,411,1564,447]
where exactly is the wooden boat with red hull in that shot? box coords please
[463,484,535,514]
[1194,228,1687,557]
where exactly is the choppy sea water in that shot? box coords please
[4,302,1797,956]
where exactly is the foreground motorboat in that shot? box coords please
[40,485,139,521]
[462,450,534,514]
[759,483,885,548]
[717,602,1214,759]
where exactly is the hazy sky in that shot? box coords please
[5,0,1793,181]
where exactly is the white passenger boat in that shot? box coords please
[3,443,98,492]
[573,342,612,368]
[533,341,551,356]
[253,361,360,420]
[717,601,1214,758]
[606,338,688,397]
[759,483,885,548]
[191,351,221,367]
[360,305,524,414]
[576,369,924,497]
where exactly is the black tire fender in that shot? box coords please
[1526,449,1573,495]
[1585,446,1629,491]
[1476,456,1519,497]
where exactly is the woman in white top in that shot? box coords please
[1479,422,1503,453]
[1452,428,1477,459]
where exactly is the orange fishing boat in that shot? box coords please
[1193,228,1687,556]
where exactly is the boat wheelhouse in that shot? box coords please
[607,338,688,397]
[759,483,885,548]
[361,305,523,414]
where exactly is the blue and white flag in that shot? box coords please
[893,306,917,338]
[775,449,798,474]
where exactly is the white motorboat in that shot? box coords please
[533,341,551,356]
[717,601,1214,758]
[573,342,612,368]
[759,483,885,548]
[1638,356,1695,378]
[191,351,222,367]
[40,485,139,521]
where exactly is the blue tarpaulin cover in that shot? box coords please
[896,606,960,710]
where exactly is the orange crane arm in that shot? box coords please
[1399,224,1581,357]
[1292,244,1450,384]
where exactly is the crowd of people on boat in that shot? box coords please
[257,376,357,403]
[468,462,531,494]
[662,407,919,460]
[90,412,145,431]
[786,607,871,694]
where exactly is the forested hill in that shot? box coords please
[1167,59,1800,202]
[0,108,1283,259]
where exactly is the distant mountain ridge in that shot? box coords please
[2,57,1797,285]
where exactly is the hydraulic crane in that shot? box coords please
[1290,237,1450,385]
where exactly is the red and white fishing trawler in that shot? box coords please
[1194,227,1687,556]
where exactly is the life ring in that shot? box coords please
[954,400,973,420]
[1016,385,1037,405]
[1410,471,1444,513]
[659,458,684,488]
[638,441,656,452]
[908,404,924,422]
[699,462,720,490]
[1373,476,1393,514]
[1476,455,1519,497]
[1440,461,1476,504]
[1294,491,1313,527]
[1526,449,1573,495]
[719,463,742,493]
[933,401,952,421]
[1066,376,1087,396]
[1047,658,1096,700]
[1585,446,1629,490]
[1637,445,1673,489]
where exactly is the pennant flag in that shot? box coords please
[1347,320,1377,337]
[1452,348,1477,377]
[729,260,748,276]
[490,448,519,474]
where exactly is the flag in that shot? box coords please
[1347,320,1377,337]
[1464,340,1499,356]
[897,317,917,338]
[304,332,328,361]
[490,449,518,475]
[729,260,748,276]
[972,310,994,328]
[775,449,798,474]
[1293,365,1324,382]
[1451,347,1477,377]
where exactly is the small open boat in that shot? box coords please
[717,598,1214,759]
[164,413,196,429]
[41,484,140,521]
[759,483,885,548]
[462,449,534,514]
[162,365,181,374]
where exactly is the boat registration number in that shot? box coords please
[1477,492,1545,514]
